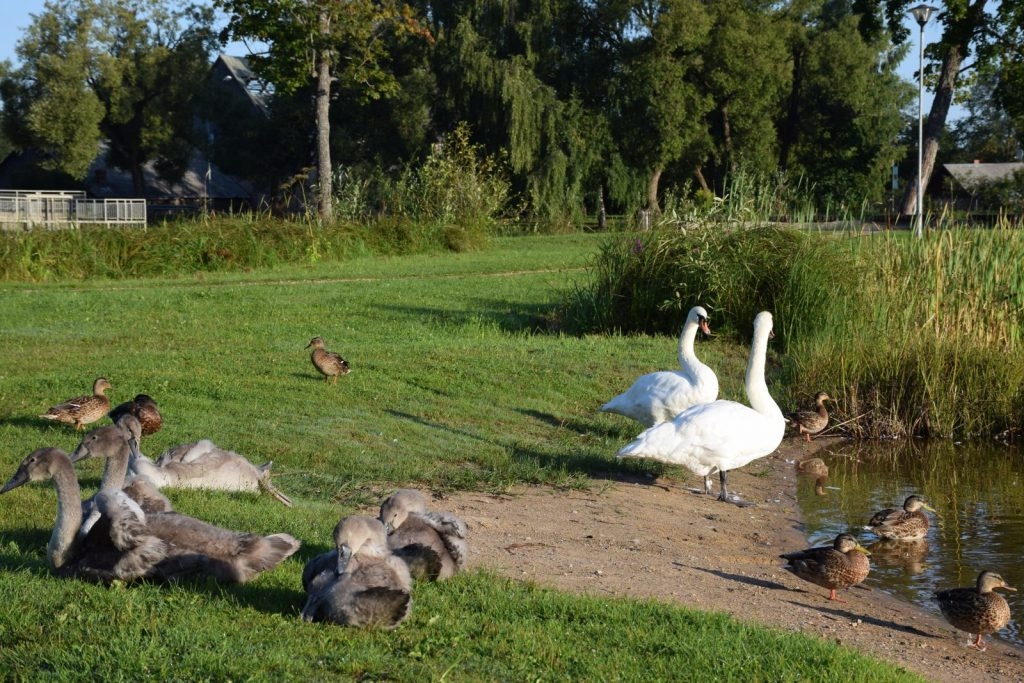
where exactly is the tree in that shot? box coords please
[864,0,998,220]
[0,0,219,194]
[778,2,910,205]
[613,0,713,213]
[216,0,432,221]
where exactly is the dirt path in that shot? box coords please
[442,438,1024,682]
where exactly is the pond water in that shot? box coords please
[793,439,1024,648]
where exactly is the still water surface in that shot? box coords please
[793,439,1024,648]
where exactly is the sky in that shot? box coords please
[0,1,962,121]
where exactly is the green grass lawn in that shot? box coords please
[0,233,920,681]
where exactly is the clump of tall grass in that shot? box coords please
[558,223,857,347]
[0,210,476,283]
[790,224,1024,438]
[565,217,1024,439]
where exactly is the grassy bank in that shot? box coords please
[0,233,918,680]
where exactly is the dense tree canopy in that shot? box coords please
[0,0,219,194]
[2,0,1020,221]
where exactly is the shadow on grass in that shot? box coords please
[376,299,559,335]
[516,408,639,442]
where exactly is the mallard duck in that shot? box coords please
[379,489,468,580]
[39,377,112,431]
[108,393,163,436]
[780,532,871,602]
[306,336,351,384]
[865,494,936,541]
[787,392,832,442]
[935,570,1016,651]
[600,306,719,427]
[617,312,785,505]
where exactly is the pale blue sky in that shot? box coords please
[0,1,961,120]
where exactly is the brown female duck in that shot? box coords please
[780,532,871,602]
[787,391,832,442]
[40,377,112,431]
[306,336,351,384]
[935,570,1016,651]
[108,393,163,436]
[865,494,936,541]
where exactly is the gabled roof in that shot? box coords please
[213,54,272,116]
[943,163,1024,193]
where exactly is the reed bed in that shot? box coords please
[564,220,1024,440]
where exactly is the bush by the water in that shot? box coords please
[561,223,1024,439]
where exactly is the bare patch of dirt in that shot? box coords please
[443,438,1024,682]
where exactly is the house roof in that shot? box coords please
[944,163,1024,192]
[87,142,254,200]
[214,54,272,117]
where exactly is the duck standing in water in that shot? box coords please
[865,494,936,541]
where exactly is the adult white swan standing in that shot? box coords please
[617,311,785,505]
[600,305,719,427]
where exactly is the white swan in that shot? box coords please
[600,305,719,427]
[617,311,785,504]
[128,439,292,507]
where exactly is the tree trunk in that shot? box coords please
[315,11,333,222]
[720,103,734,175]
[899,43,963,218]
[646,167,662,214]
[778,44,804,171]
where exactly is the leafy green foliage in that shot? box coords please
[0,0,218,189]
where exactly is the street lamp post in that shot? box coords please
[909,4,937,238]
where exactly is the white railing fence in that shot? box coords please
[0,191,146,229]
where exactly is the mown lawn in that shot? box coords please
[0,233,920,681]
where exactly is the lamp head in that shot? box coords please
[908,4,937,27]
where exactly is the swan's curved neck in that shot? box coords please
[99,442,131,492]
[128,454,168,486]
[677,318,700,370]
[745,325,783,420]
[49,458,83,570]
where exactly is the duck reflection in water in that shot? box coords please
[867,538,929,575]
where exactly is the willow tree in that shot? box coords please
[0,0,218,193]
[217,0,431,221]
[425,0,618,224]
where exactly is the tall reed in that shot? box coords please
[790,225,1024,438]
[563,220,1024,439]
